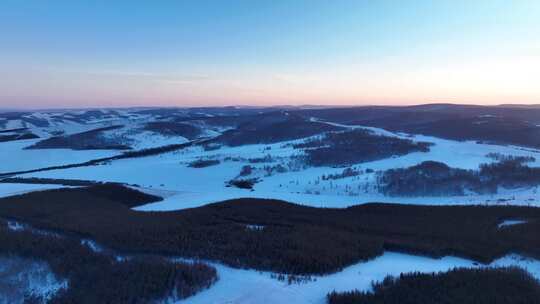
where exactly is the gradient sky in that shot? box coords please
[1,0,539,108]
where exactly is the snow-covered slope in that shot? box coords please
[181,252,540,304]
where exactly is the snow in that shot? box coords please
[7,220,25,231]
[0,139,117,173]
[489,254,540,279]
[0,256,67,303]
[80,239,104,253]
[4,119,24,130]
[498,219,528,228]
[21,125,540,210]
[0,183,66,198]
[180,252,540,304]
[245,224,265,231]
[3,219,63,238]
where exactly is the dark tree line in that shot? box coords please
[322,168,362,180]
[0,127,30,133]
[294,130,431,167]
[1,185,540,276]
[188,159,220,168]
[479,157,540,189]
[0,132,39,143]
[296,104,540,149]
[327,267,540,304]
[377,161,483,196]
[215,112,343,146]
[378,158,540,196]
[27,125,130,150]
[0,177,103,187]
[143,121,202,140]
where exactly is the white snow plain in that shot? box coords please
[20,127,540,211]
[0,139,117,173]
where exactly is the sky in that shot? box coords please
[1,0,539,109]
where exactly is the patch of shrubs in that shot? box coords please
[248,155,274,163]
[378,158,540,196]
[486,152,535,163]
[0,222,217,304]
[479,158,540,189]
[1,185,540,275]
[227,178,259,189]
[188,159,220,168]
[327,267,540,304]
[271,273,315,285]
[239,165,253,176]
[322,168,362,180]
[261,164,288,176]
[294,130,431,167]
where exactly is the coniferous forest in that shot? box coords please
[1,184,540,276]
[0,222,217,303]
[327,267,540,304]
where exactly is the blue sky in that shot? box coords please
[1,0,539,108]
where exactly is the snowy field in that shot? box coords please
[19,125,540,210]
[0,139,117,173]
[180,252,540,304]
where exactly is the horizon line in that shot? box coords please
[2,102,540,112]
